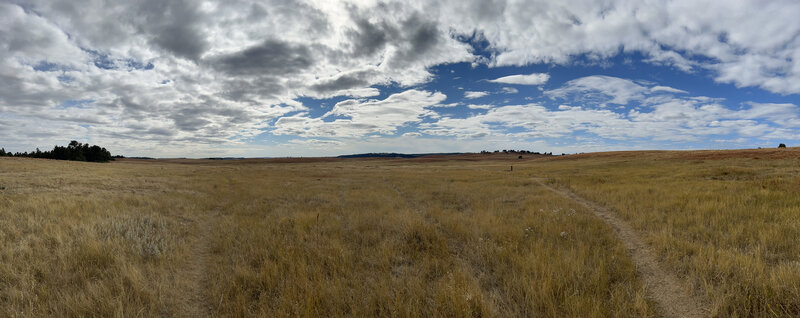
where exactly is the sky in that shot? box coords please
[1,0,800,157]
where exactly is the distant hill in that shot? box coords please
[337,152,468,159]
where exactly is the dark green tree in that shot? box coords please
[1,141,113,162]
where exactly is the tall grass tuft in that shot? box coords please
[96,214,176,259]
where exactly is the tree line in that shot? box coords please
[0,141,114,162]
[481,149,556,155]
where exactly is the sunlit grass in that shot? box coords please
[534,150,800,316]
[0,157,652,316]
[5,148,797,316]
[202,165,651,316]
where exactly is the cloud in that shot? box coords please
[273,89,446,138]
[489,73,550,85]
[338,5,474,86]
[464,91,490,99]
[306,69,381,97]
[422,76,800,143]
[288,138,343,147]
[0,3,88,65]
[544,75,702,108]
[651,86,688,94]
[423,99,800,143]
[432,0,800,94]
[347,17,393,57]
[544,76,649,106]
[207,39,315,76]
[2,1,800,156]
[136,0,209,61]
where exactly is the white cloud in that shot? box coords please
[651,86,688,94]
[544,76,649,106]
[501,87,519,94]
[489,73,550,85]
[423,99,800,143]
[424,76,800,143]
[544,75,702,108]
[427,0,800,94]
[288,138,343,147]
[273,89,446,138]
[0,3,89,66]
[436,102,461,108]
[464,91,490,99]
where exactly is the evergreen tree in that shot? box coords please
[0,141,114,162]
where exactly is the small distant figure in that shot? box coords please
[518,155,523,159]
[778,143,787,148]
[510,165,513,171]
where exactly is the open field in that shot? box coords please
[539,149,800,316]
[0,148,799,317]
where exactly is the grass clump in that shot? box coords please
[96,214,177,259]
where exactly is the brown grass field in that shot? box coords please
[0,148,799,317]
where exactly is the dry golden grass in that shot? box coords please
[0,156,651,317]
[202,164,650,317]
[0,158,196,316]
[3,148,798,317]
[535,148,800,317]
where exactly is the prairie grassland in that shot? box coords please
[0,156,652,317]
[205,163,651,317]
[533,149,800,317]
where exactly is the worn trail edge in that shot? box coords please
[175,212,214,318]
[533,178,708,318]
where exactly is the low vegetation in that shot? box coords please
[0,147,798,316]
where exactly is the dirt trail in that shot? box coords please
[174,213,214,317]
[533,178,708,318]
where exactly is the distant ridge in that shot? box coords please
[337,152,468,159]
